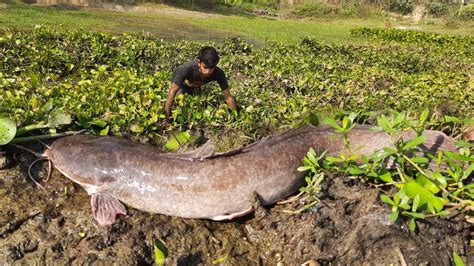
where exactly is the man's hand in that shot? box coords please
[223,88,239,113]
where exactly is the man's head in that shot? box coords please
[197,46,219,77]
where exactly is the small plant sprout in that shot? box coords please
[154,239,168,266]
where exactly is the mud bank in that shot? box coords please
[0,150,472,264]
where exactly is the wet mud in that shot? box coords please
[0,148,472,265]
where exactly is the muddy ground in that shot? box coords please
[0,147,472,265]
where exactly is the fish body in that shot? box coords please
[44,125,456,225]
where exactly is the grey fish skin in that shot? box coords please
[44,125,456,223]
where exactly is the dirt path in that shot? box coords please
[1,149,472,264]
[32,0,223,18]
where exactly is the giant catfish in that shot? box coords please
[42,125,457,225]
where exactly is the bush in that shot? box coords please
[458,4,474,20]
[293,2,341,17]
[388,0,413,15]
[426,2,450,16]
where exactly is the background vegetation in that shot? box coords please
[1,0,474,43]
[1,27,472,148]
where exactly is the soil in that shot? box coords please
[0,147,472,265]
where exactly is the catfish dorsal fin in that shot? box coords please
[182,141,216,159]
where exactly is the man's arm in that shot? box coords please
[222,88,238,112]
[164,82,180,119]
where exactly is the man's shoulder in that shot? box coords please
[177,60,197,71]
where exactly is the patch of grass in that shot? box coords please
[185,16,389,43]
[0,2,118,31]
[0,2,472,44]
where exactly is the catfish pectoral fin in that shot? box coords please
[91,193,127,226]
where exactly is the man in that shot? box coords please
[163,46,238,124]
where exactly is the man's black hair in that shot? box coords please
[198,46,219,68]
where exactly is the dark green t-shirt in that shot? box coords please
[172,60,229,92]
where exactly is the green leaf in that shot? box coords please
[379,171,394,183]
[412,194,420,212]
[154,239,168,266]
[462,163,474,180]
[403,136,427,150]
[100,126,109,136]
[382,147,397,155]
[0,117,17,145]
[165,131,191,151]
[342,116,351,131]
[454,140,472,148]
[389,211,399,223]
[416,175,440,194]
[326,156,344,163]
[411,156,429,164]
[299,187,309,193]
[418,108,429,127]
[404,181,445,213]
[463,183,474,190]
[380,194,395,206]
[88,119,107,128]
[348,166,365,175]
[307,148,318,165]
[323,118,342,131]
[443,115,460,124]
[212,256,228,264]
[297,166,312,172]
[48,109,72,127]
[130,123,145,133]
[453,252,465,266]
[409,218,416,232]
[377,115,391,132]
[42,98,54,113]
[305,112,319,126]
[393,112,406,127]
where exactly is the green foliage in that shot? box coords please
[351,27,474,53]
[0,109,73,145]
[290,1,379,19]
[299,113,474,232]
[0,27,472,144]
[293,2,342,17]
[459,4,474,20]
[426,2,450,17]
[164,130,194,151]
[387,0,413,15]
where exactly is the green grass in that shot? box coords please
[184,16,384,43]
[0,2,472,43]
[0,3,119,31]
